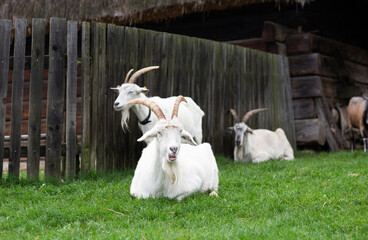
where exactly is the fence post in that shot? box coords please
[81,22,92,173]
[0,19,12,179]
[45,17,66,179]
[27,18,46,180]
[8,18,27,178]
[65,20,78,178]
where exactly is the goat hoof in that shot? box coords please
[209,191,218,198]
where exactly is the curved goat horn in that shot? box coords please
[229,109,240,123]
[124,69,134,84]
[125,98,166,120]
[171,96,187,119]
[242,108,268,123]
[128,66,160,84]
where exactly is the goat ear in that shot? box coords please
[137,127,157,142]
[110,87,120,93]
[181,129,197,146]
[246,127,254,134]
[225,127,234,134]
[138,87,149,94]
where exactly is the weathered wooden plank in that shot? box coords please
[113,25,125,170]
[91,22,107,172]
[65,20,78,178]
[45,17,66,179]
[291,76,323,99]
[229,38,286,55]
[279,55,297,149]
[295,118,326,146]
[286,33,368,65]
[80,21,92,173]
[27,18,46,180]
[262,21,298,42]
[288,53,335,78]
[315,98,339,151]
[0,19,12,179]
[8,18,27,178]
[344,61,368,84]
[106,23,116,172]
[293,98,316,120]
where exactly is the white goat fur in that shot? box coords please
[113,84,204,144]
[231,123,294,163]
[130,118,219,201]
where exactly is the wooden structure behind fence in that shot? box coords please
[0,18,295,179]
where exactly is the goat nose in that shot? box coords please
[114,102,119,108]
[236,140,241,146]
[170,146,178,153]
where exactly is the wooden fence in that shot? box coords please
[0,17,295,180]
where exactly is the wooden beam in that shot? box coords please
[229,38,286,55]
[288,53,337,78]
[262,21,298,42]
[286,33,368,65]
[295,118,326,146]
[291,76,323,99]
[293,98,316,120]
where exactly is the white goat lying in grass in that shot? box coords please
[128,96,219,201]
[228,108,294,163]
[111,66,204,144]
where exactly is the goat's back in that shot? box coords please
[347,97,367,128]
[248,129,293,160]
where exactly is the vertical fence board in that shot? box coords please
[91,22,107,172]
[8,19,27,178]
[0,19,11,178]
[45,17,66,179]
[106,24,116,172]
[27,18,46,179]
[114,26,125,170]
[81,21,92,173]
[65,21,78,178]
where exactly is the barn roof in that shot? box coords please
[0,0,313,24]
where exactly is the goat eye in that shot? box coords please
[128,91,134,94]
[157,132,162,136]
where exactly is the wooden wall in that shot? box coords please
[231,21,368,150]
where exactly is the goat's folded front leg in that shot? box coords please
[252,153,271,163]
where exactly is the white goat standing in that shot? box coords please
[111,66,204,144]
[228,108,294,163]
[128,96,219,201]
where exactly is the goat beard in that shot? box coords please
[120,109,130,131]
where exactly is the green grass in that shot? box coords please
[1,151,367,239]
